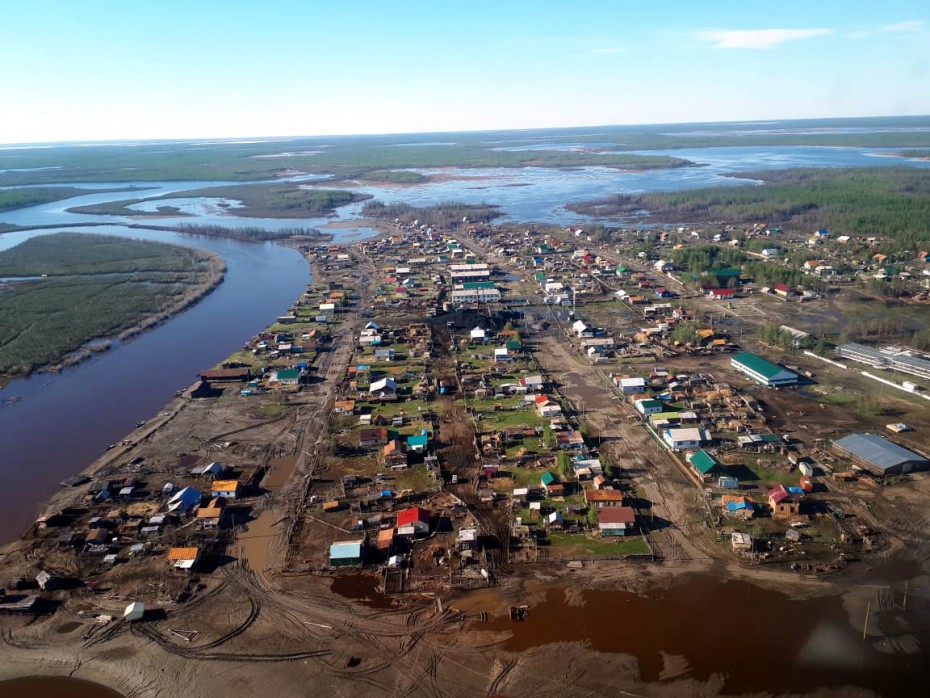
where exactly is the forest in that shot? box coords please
[569,168,930,252]
[0,233,224,377]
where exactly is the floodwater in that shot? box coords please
[0,676,124,698]
[481,574,928,695]
[236,509,282,572]
[330,573,397,609]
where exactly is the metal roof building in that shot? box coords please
[833,433,929,476]
[731,352,798,387]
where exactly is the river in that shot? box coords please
[1,142,929,540]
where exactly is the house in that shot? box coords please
[688,450,723,481]
[663,427,706,451]
[768,485,800,518]
[707,288,736,300]
[572,320,593,338]
[368,377,397,399]
[634,398,665,416]
[540,471,563,496]
[377,528,395,555]
[584,489,624,508]
[535,394,562,417]
[374,348,396,362]
[457,528,478,552]
[329,540,364,567]
[211,480,241,499]
[272,368,302,386]
[618,377,646,395]
[721,495,754,520]
[654,260,674,272]
[546,511,564,529]
[519,375,544,392]
[493,348,511,363]
[469,327,487,343]
[333,400,356,415]
[396,507,430,534]
[406,431,429,453]
[597,507,636,536]
[773,283,792,297]
[731,352,798,387]
[359,427,389,448]
[167,547,201,571]
[196,461,224,479]
[383,440,408,469]
[196,497,227,529]
[166,487,201,514]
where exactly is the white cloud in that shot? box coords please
[880,20,924,33]
[693,28,833,49]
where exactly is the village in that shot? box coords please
[4,205,930,642]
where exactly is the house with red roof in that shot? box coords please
[396,506,430,534]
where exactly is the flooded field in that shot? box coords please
[481,574,928,695]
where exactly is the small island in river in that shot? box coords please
[0,232,225,380]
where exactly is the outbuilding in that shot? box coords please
[833,433,929,477]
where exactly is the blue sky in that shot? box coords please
[1,0,928,143]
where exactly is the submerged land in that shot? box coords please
[2,117,930,697]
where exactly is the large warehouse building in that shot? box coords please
[730,352,799,387]
[833,433,929,477]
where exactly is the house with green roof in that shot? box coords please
[688,449,723,482]
[634,398,665,416]
[731,352,798,387]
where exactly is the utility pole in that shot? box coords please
[862,600,871,641]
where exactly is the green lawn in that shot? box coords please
[547,533,650,556]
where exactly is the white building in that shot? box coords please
[663,427,706,451]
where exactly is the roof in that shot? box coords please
[584,489,624,502]
[407,433,428,447]
[211,480,239,492]
[768,485,790,504]
[833,433,929,472]
[540,471,557,485]
[598,507,636,524]
[397,507,430,527]
[665,427,704,443]
[167,547,200,561]
[330,541,364,559]
[731,352,798,381]
[689,449,720,474]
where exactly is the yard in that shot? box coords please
[546,532,650,557]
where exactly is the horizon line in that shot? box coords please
[2,113,930,149]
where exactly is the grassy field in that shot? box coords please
[0,233,223,377]
[547,532,651,556]
[68,184,368,219]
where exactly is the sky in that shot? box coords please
[1,0,929,144]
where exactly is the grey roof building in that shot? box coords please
[833,433,929,476]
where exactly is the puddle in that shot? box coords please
[331,573,397,609]
[480,573,930,694]
[236,509,282,571]
[263,455,298,490]
[0,677,124,698]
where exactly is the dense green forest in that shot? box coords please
[0,233,223,376]
[68,184,367,219]
[570,168,930,252]
[668,244,831,291]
